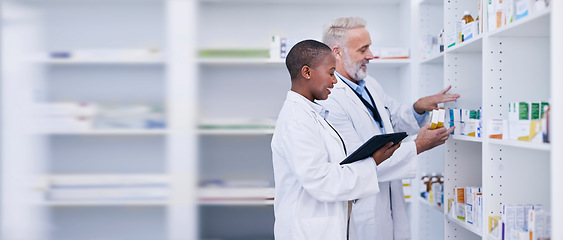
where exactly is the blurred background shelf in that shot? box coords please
[39,129,169,135]
[42,59,165,65]
[418,196,443,214]
[45,200,169,207]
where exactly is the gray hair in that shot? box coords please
[322,17,367,49]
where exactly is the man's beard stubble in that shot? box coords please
[343,52,368,81]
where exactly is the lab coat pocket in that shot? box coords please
[350,198,377,239]
[351,198,375,224]
[293,216,343,240]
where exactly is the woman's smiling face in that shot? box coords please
[308,53,337,101]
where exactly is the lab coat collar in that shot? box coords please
[287,91,345,153]
[287,91,330,119]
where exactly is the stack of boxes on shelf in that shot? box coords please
[43,175,170,202]
[507,101,549,142]
[488,204,550,240]
[32,102,166,132]
[449,108,482,137]
[447,186,483,229]
[487,0,550,32]
[487,101,550,142]
[447,2,482,49]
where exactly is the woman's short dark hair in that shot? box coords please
[285,39,332,80]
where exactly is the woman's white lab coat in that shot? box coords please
[318,75,424,240]
[271,91,382,240]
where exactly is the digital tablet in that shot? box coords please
[339,132,408,165]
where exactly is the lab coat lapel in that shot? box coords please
[315,112,346,154]
[334,75,373,121]
[292,92,346,155]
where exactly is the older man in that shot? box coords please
[318,17,459,240]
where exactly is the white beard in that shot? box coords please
[342,52,368,81]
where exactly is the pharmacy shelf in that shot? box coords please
[197,119,276,135]
[419,196,444,213]
[199,199,274,206]
[198,58,284,65]
[41,129,168,135]
[43,59,165,65]
[420,53,444,64]
[198,128,275,135]
[450,135,483,143]
[487,8,551,38]
[198,187,275,206]
[415,1,559,239]
[446,36,483,53]
[445,213,483,237]
[44,200,168,207]
[487,138,551,151]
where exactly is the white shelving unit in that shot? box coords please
[1,1,197,239]
[413,0,561,240]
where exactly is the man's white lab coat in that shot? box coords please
[272,91,382,240]
[318,74,424,240]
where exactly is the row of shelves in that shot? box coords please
[415,1,555,239]
[41,188,415,207]
[30,128,551,151]
[420,5,551,63]
[31,129,274,135]
[41,58,412,66]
